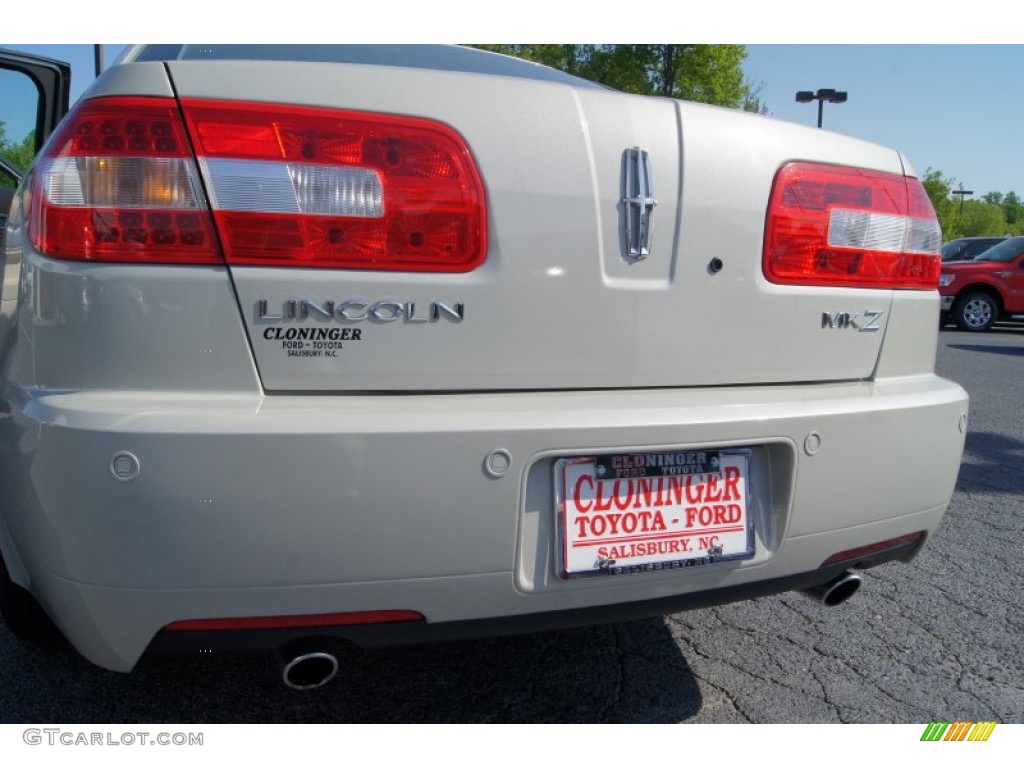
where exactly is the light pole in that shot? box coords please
[795,88,848,129]
[952,183,973,217]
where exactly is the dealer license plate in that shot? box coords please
[555,450,754,577]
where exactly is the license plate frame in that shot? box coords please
[554,449,754,578]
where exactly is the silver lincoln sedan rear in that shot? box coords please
[0,45,967,686]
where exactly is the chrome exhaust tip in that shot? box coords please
[801,570,862,607]
[282,651,339,691]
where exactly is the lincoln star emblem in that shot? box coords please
[622,146,657,260]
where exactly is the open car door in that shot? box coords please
[0,48,71,235]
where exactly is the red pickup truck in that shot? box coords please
[940,236,1024,331]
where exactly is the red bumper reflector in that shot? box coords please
[164,610,425,632]
[821,531,925,567]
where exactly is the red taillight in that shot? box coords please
[163,610,425,632]
[30,97,222,263]
[30,97,488,272]
[180,99,487,272]
[764,162,941,289]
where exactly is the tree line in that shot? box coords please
[0,120,35,188]
[470,45,763,111]
[922,169,1023,240]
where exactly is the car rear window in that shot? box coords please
[941,238,1004,261]
[973,236,1024,262]
[131,44,605,90]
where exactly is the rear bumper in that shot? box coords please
[0,375,968,671]
[147,534,924,658]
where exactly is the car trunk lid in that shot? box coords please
[164,58,913,392]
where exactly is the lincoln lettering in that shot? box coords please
[256,299,464,324]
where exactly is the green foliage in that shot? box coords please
[982,190,1023,231]
[0,120,36,189]
[923,168,958,237]
[671,45,749,106]
[468,44,761,110]
[958,201,1008,237]
[923,168,1021,239]
[5,130,36,175]
[741,80,767,114]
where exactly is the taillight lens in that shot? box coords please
[180,99,487,272]
[29,96,487,273]
[30,97,222,263]
[764,162,941,289]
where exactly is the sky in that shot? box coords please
[744,45,1023,199]
[3,42,1021,199]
